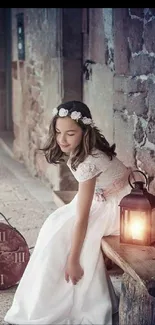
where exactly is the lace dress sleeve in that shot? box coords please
[67,150,110,182]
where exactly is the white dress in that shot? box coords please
[4,149,131,325]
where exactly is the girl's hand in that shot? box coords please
[65,259,84,285]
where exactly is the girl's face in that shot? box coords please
[55,117,83,153]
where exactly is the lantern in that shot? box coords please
[119,170,155,246]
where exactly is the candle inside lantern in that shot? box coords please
[130,219,146,240]
[129,212,147,241]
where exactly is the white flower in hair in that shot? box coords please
[52,107,58,116]
[82,117,93,125]
[70,111,82,120]
[59,108,69,117]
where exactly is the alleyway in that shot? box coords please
[0,140,122,324]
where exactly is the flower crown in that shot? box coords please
[52,107,94,126]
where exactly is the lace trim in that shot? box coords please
[67,150,108,182]
[74,162,102,182]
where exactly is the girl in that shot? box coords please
[4,100,131,325]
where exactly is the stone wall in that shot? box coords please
[11,8,155,193]
[11,8,62,190]
[11,8,82,191]
[112,8,155,193]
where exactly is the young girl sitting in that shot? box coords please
[4,100,132,325]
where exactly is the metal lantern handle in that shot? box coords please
[128,169,148,189]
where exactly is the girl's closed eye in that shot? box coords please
[55,130,75,136]
[67,133,75,136]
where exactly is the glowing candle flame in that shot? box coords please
[130,219,145,240]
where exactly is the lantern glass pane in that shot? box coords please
[123,209,130,240]
[129,210,147,241]
[122,209,150,244]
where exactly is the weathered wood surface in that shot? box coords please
[101,236,155,325]
[101,235,155,289]
[119,273,155,325]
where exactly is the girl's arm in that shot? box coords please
[69,176,96,261]
[65,176,97,284]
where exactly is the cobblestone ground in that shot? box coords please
[0,144,121,325]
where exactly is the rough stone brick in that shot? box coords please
[143,20,155,53]
[126,92,148,116]
[149,178,155,195]
[147,110,155,144]
[38,94,44,108]
[31,86,40,101]
[136,148,155,178]
[26,66,35,79]
[114,75,148,93]
[35,62,44,72]
[130,8,144,18]
[35,151,49,180]
[113,91,126,111]
[33,64,44,78]
[152,64,155,75]
[147,81,155,111]
[134,118,146,144]
[29,59,35,66]
[28,75,41,87]
[32,100,43,114]
[128,20,143,52]
[130,54,155,76]
[31,130,40,147]
[113,76,128,92]
[136,78,149,92]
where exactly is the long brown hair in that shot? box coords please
[41,100,116,170]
